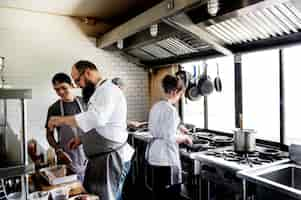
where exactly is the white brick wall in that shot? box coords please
[0,7,149,154]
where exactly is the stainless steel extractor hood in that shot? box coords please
[98,0,301,66]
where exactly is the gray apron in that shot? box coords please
[59,98,87,181]
[145,138,182,187]
[80,131,128,200]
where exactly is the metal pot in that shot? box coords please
[234,129,256,153]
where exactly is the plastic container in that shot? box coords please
[50,187,69,200]
[29,191,49,200]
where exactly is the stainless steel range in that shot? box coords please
[180,131,289,200]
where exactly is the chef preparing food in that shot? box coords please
[45,73,87,182]
[47,60,134,200]
[145,74,192,200]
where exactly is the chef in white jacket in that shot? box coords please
[48,60,134,200]
[146,74,192,200]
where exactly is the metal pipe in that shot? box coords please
[3,100,7,158]
[235,54,243,128]
[279,49,285,147]
[204,97,208,129]
[20,99,28,199]
[242,179,247,200]
[204,62,208,129]
[207,180,210,200]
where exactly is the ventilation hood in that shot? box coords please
[98,0,301,66]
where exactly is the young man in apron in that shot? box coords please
[45,73,87,182]
[47,61,134,200]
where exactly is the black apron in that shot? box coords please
[58,98,87,181]
[80,80,131,200]
[81,129,128,200]
[145,138,182,188]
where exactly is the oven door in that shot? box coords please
[180,155,202,200]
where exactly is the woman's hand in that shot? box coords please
[176,134,193,145]
[179,125,189,134]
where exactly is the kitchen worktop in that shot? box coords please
[129,130,289,171]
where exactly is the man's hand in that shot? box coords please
[56,149,72,165]
[48,116,63,131]
[48,116,78,131]
[68,137,81,150]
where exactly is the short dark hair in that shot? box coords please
[73,60,98,74]
[162,75,184,94]
[112,77,124,88]
[52,73,72,85]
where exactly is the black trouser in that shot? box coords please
[148,165,182,200]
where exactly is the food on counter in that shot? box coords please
[51,187,69,200]
[70,194,99,200]
[39,165,77,185]
[41,165,67,178]
[29,191,49,200]
[46,148,57,166]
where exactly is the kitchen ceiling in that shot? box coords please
[0,0,163,32]
[2,0,301,66]
[99,0,301,66]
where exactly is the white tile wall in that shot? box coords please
[0,7,149,154]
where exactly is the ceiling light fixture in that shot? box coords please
[117,39,124,49]
[207,0,219,16]
[150,24,158,37]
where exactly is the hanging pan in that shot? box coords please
[214,63,222,92]
[184,66,201,101]
[197,63,213,96]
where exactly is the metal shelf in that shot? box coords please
[0,164,34,180]
[0,89,32,99]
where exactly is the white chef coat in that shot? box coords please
[146,100,181,167]
[75,80,134,161]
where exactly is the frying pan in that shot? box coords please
[197,63,214,96]
[197,75,214,96]
[214,63,222,92]
[185,81,201,101]
[183,138,210,151]
[184,66,201,101]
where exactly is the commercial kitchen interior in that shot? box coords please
[1,0,301,199]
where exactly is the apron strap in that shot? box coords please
[59,98,83,137]
[59,100,64,117]
[88,140,128,159]
[74,97,84,112]
[145,137,165,162]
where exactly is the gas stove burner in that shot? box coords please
[236,151,260,158]
[258,148,281,157]
[224,156,241,162]
[252,158,272,164]
[205,150,218,156]
[245,151,260,157]
[212,136,233,146]
[193,132,214,138]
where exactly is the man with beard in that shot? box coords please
[45,73,87,182]
[47,61,134,200]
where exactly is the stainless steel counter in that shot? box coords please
[238,163,301,200]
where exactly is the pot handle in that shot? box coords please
[239,113,243,129]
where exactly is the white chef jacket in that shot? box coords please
[146,100,181,167]
[75,80,134,161]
